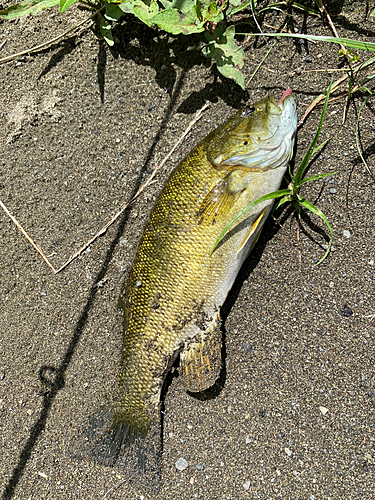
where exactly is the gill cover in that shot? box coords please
[206,94,297,171]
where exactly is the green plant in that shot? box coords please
[212,81,336,265]
[0,0,259,88]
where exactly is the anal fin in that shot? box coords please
[180,319,222,393]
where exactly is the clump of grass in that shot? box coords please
[212,80,336,265]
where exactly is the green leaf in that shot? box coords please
[98,12,114,46]
[298,197,333,265]
[59,0,76,13]
[227,0,252,16]
[271,194,291,215]
[211,189,291,254]
[312,137,331,156]
[158,0,194,14]
[298,171,337,186]
[105,3,130,21]
[293,79,332,191]
[238,32,375,53]
[133,0,160,27]
[150,8,205,34]
[202,25,245,88]
[0,0,59,19]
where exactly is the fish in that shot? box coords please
[81,89,297,491]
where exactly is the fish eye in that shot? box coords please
[242,107,255,116]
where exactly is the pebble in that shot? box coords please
[242,342,252,353]
[319,406,329,415]
[329,188,337,194]
[175,458,188,471]
[243,481,251,491]
[245,437,251,444]
[0,373,5,380]
[285,447,292,457]
[195,464,204,470]
[342,304,353,317]
[343,230,351,238]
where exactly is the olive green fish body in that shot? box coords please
[84,93,297,478]
[116,93,297,440]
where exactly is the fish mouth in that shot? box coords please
[277,88,293,107]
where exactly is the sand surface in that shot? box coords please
[0,2,374,498]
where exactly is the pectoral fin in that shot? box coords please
[180,320,222,393]
[237,206,267,255]
[197,171,246,225]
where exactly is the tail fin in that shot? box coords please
[72,404,162,494]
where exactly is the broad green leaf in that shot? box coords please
[150,8,205,34]
[204,25,244,67]
[59,0,76,13]
[105,3,131,21]
[158,0,194,14]
[217,62,245,88]
[133,0,159,27]
[211,189,291,254]
[298,197,333,265]
[98,12,114,46]
[0,0,59,19]
[203,25,245,88]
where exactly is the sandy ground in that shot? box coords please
[0,1,374,499]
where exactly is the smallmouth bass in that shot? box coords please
[84,90,297,489]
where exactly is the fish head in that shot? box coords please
[206,89,297,171]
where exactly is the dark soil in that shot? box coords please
[1,1,374,499]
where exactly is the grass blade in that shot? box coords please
[298,171,337,186]
[237,32,375,52]
[293,79,332,191]
[298,197,333,264]
[211,189,291,254]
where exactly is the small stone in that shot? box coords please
[245,437,251,444]
[243,481,251,491]
[342,304,353,317]
[242,342,252,353]
[319,406,329,415]
[175,458,188,471]
[0,373,5,380]
[135,281,142,287]
[40,291,46,296]
[303,55,312,63]
[343,230,351,238]
[195,464,204,470]
[285,448,292,457]
[189,477,195,484]
[329,188,337,194]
